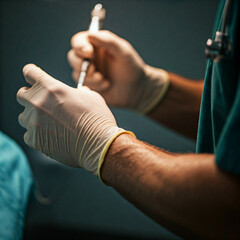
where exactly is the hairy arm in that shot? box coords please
[101,133,240,240]
[145,66,204,139]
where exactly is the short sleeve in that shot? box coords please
[215,74,240,175]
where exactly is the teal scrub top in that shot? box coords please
[0,131,33,240]
[196,0,240,175]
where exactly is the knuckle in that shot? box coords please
[67,49,73,61]
[18,113,24,125]
[27,106,45,131]
[23,132,29,145]
[67,50,78,67]
[102,29,111,35]
[121,38,131,50]
[16,88,22,97]
[26,98,41,114]
[45,84,58,96]
[16,93,23,104]
[35,72,46,83]
[30,100,42,110]
[71,31,87,48]
[71,34,78,47]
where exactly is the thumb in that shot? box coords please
[22,63,56,86]
[88,30,128,56]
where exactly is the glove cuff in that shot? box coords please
[140,68,170,115]
[97,129,136,184]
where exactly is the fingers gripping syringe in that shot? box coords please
[77,3,106,88]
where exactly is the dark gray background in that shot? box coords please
[0,0,219,239]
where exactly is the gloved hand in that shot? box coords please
[68,30,169,114]
[17,64,133,177]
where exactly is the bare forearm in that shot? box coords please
[101,134,240,239]
[145,66,204,139]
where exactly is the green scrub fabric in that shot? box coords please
[196,0,240,175]
[0,131,33,240]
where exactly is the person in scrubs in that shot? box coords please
[16,0,240,239]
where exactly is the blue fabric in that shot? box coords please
[197,1,240,175]
[0,131,33,240]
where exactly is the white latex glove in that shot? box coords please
[68,30,169,114]
[17,64,134,177]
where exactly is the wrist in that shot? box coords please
[133,65,170,115]
[98,130,136,184]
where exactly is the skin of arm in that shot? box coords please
[101,133,240,240]
[144,65,204,140]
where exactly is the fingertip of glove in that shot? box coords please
[22,63,37,76]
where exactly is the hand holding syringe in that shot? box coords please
[77,3,106,88]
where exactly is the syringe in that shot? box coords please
[77,3,106,88]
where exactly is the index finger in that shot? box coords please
[22,63,55,86]
[71,31,94,59]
